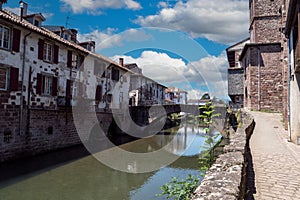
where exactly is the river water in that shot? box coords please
[0,122,221,200]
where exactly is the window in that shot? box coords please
[38,39,59,64]
[111,67,119,81]
[43,42,53,62]
[72,53,79,69]
[0,67,8,90]
[0,66,19,91]
[0,25,11,49]
[42,75,53,95]
[34,20,40,27]
[67,51,84,69]
[36,73,57,96]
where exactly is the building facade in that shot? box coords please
[227,38,250,109]
[285,0,300,143]
[0,3,168,161]
[236,0,288,118]
[165,86,188,105]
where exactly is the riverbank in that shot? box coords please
[192,111,255,199]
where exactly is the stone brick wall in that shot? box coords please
[228,69,244,95]
[0,107,113,162]
[192,112,255,200]
[253,0,282,17]
[253,17,282,43]
[244,44,283,112]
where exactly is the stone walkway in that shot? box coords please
[249,111,300,200]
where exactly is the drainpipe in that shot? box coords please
[258,47,261,111]
[19,30,32,135]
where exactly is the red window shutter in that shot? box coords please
[36,73,42,95]
[9,67,19,91]
[66,79,72,98]
[53,45,59,64]
[12,28,21,52]
[67,50,72,68]
[38,39,44,60]
[95,85,102,101]
[52,77,58,96]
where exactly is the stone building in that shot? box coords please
[285,0,300,143]
[0,3,147,161]
[239,0,287,115]
[123,61,166,106]
[165,86,188,105]
[226,38,250,109]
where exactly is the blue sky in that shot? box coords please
[4,0,249,99]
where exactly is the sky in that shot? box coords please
[4,0,250,100]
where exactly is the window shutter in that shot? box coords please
[95,85,102,101]
[79,55,85,70]
[38,39,44,60]
[66,79,72,98]
[9,67,19,91]
[36,73,42,95]
[94,60,98,75]
[53,45,59,64]
[12,28,21,52]
[67,50,72,68]
[52,77,58,96]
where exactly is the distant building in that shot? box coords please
[226,38,250,109]
[119,60,166,106]
[165,86,187,104]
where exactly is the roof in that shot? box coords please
[226,38,250,52]
[239,42,281,61]
[0,9,130,72]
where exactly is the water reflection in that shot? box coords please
[0,122,220,200]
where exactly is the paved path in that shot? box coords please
[249,111,300,200]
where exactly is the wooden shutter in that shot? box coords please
[38,39,44,60]
[52,77,58,96]
[66,79,72,98]
[79,55,85,69]
[67,50,72,68]
[12,28,21,52]
[95,85,102,101]
[53,45,59,64]
[36,73,42,95]
[9,67,19,91]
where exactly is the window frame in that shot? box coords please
[42,74,53,95]
[0,66,9,91]
[0,24,11,50]
[43,41,54,63]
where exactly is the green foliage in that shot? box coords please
[157,174,200,200]
[158,102,221,200]
[198,102,220,127]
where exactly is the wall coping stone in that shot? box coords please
[192,112,255,200]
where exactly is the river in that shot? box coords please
[0,121,221,200]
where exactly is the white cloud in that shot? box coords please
[187,89,205,100]
[60,0,142,14]
[77,28,152,51]
[5,6,54,19]
[110,50,228,99]
[135,0,249,44]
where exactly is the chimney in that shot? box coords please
[19,1,28,19]
[119,58,124,66]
